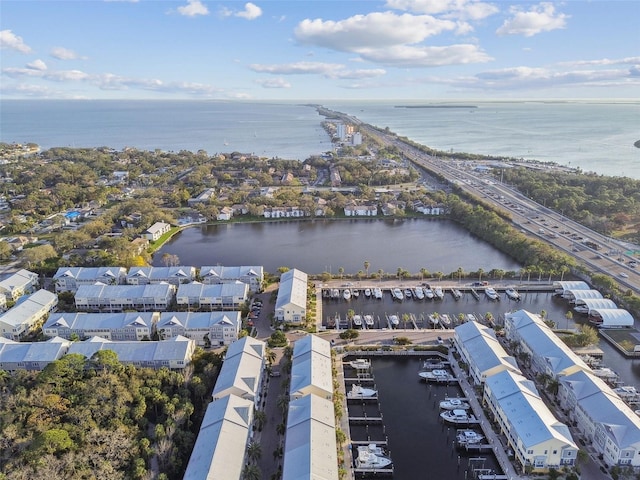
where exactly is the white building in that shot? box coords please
[553,281,590,298]
[282,394,339,480]
[144,221,171,241]
[176,282,248,310]
[67,335,195,369]
[183,393,254,480]
[0,289,58,340]
[453,321,521,385]
[157,311,241,346]
[74,284,176,312]
[212,336,265,404]
[558,370,640,467]
[344,202,377,216]
[289,335,333,401]
[43,312,156,341]
[127,266,196,285]
[0,336,71,371]
[53,266,127,292]
[484,369,578,472]
[199,265,264,293]
[275,269,307,324]
[589,308,634,329]
[0,269,39,300]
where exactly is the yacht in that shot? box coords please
[505,288,521,301]
[349,358,371,370]
[352,315,363,327]
[343,289,351,300]
[428,313,440,326]
[347,384,377,399]
[419,369,456,382]
[423,287,434,300]
[614,386,639,401]
[388,314,399,327]
[456,429,485,446]
[364,288,372,298]
[439,398,471,410]
[440,314,451,327]
[355,444,392,470]
[373,287,383,299]
[352,289,360,298]
[465,313,476,323]
[433,287,444,300]
[440,409,476,425]
[364,314,375,327]
[404,288,413,299]
[414,287,425,300]
[484,287,499,301]
[330,288,340,299]
[392,288,403,301]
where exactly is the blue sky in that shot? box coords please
[1,0,638,100]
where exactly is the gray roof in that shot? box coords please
[553,281,589,294]
[157,311,241,329]
[568,289,603,301]
[276,268,307,310]
[592,309,634,327]
[575,298,617,310]
[54,266,125,281]
[176,282,248,298]
[454,321,520,376]
[67,336,193,364]
[0,337,70,365]
[0,269,38,291]
[45,312,155,331]
[292,334,331,360]
[199,265,263,279]
[212,337,265,400]
[127,266,195,281]
[290,350,333,399]
[0,289,57,327]
[75,283,174,299]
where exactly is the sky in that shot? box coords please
[1,0,639,100]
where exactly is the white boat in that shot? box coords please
[352,315,363,327]
[331,288,340,299]
[424,288,434,299]
[433,287,444,300]
[388,314,399,327]
[485,287,498,300]
[419,369,456,382]
[450,288,462,300]
[428,313,440,326]
[364,314,375,327]
[440,314,451,327]
[440,409,475,424]
[347,384,377,399]
[392,288,403,301]
[373,287,383,299]
[414,287,425,300]
[439,398,471,410]
[465,313,476,323]
[349,358,371,370]
[364,288,372,297]
[355,444,392,470]
[404,288,413,299]
[614,386,639,400]
[343,289,351,300]
[505,288,521,301]
[456,429,485,445]
[352,289,360,298]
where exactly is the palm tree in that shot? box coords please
[253,410,267,432]
[456,267,464,283]
[364,261,370,278]
[276,394,289,414]
[247,441,262,464]
[420,268,429,281]
[265,348,277,367]
[402,313,410,329]
[477,268,484,283]
[377,269,384,281]
[242,463,261,480]
[338,267,344,279]
[565,310,573,329]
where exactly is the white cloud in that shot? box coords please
[220,2,262,20]
[497,2,568,37]
[256,77,291,89]
[51,47,84,60]
[249,61,386,79]
[177,0,209,17]
[26,59,47,71]
[361,43,491,67]
[386,0,499,21]
[559,56,640,67]
[0,30,33,54]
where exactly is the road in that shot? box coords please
[324,108,640,297]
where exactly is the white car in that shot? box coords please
[620,272,629,278]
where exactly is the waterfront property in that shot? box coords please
[212,336,265,404]
[67,335,196,369]
[199,265,264,292]
[156,311,241,346]
[176,282,248,310]
[0,268,39,301]
[52,266,127,292]
[453,321,521,385]
[290,334,332,400]
[0,289,58,340]
[127,265,196,286]
[144,221,171,241]
[43,311,156,341]
[275,268,308,324]
[0,336,71,371]
[74,284,176,312]
[483,369,579,472]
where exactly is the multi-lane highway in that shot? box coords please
[325,108,640,296]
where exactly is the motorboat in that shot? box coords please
[352,289,360,298]
[440,314,451,327]
[352,315,363,327]
[355,444,392,470]
[423,288,434,299]
[440,409,476,424]
[439,398,471,410]
[428,313,440,326]
[349,358,371,370]
[364,314,375,327]
[505,288,521,301]
[419,369,456,382]
[388,314,399,327]
[614,386,639,401]
[404,288,413,299]
[392,288,403,301]
[465,313,476,323]
[419,359,447,370]
[433,287,444,300]
[456,429,485,445]
[414,287,425,300]
[347,384,377,399]
[364,288,372,297]
[373,287,383,299]
[331,288,340,299]
[343,289,351,300]
[485,287,498,300]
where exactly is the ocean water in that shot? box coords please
[1,99,638,179]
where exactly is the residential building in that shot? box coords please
[344,201,377,216]
[43,312,157,341]
[217,206,234,221]
[176,282,248,310]
[74,284,176,312]
[127,266,196,285]
[67,335,195,369]
[157,311,241,346]
[263,206,307,218]
[289,335,332,400]
[0,289,58,340]
[199,265,263,292]
[187,188,216,207]
[212,336,265,404]
[275,269,307,324]
[53,266,127,292]
[0,336,71,371]
[0,269,39,300]
[144,221,171,241]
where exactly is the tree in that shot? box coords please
[401,313,410,329]
[247,441,262,464]
[253,410,267,432]
[364,260,370,278]
[242,463,261,480]
[565,310,573,329]
[20,244,57,268]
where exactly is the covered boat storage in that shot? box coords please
[566,289,603,304]
[574,298,617,315]
[589,308,634,328]
[554,281,590,298]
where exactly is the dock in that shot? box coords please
[349,416,384,424]
[354,466,394,477]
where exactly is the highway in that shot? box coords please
[325,108,640,296]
